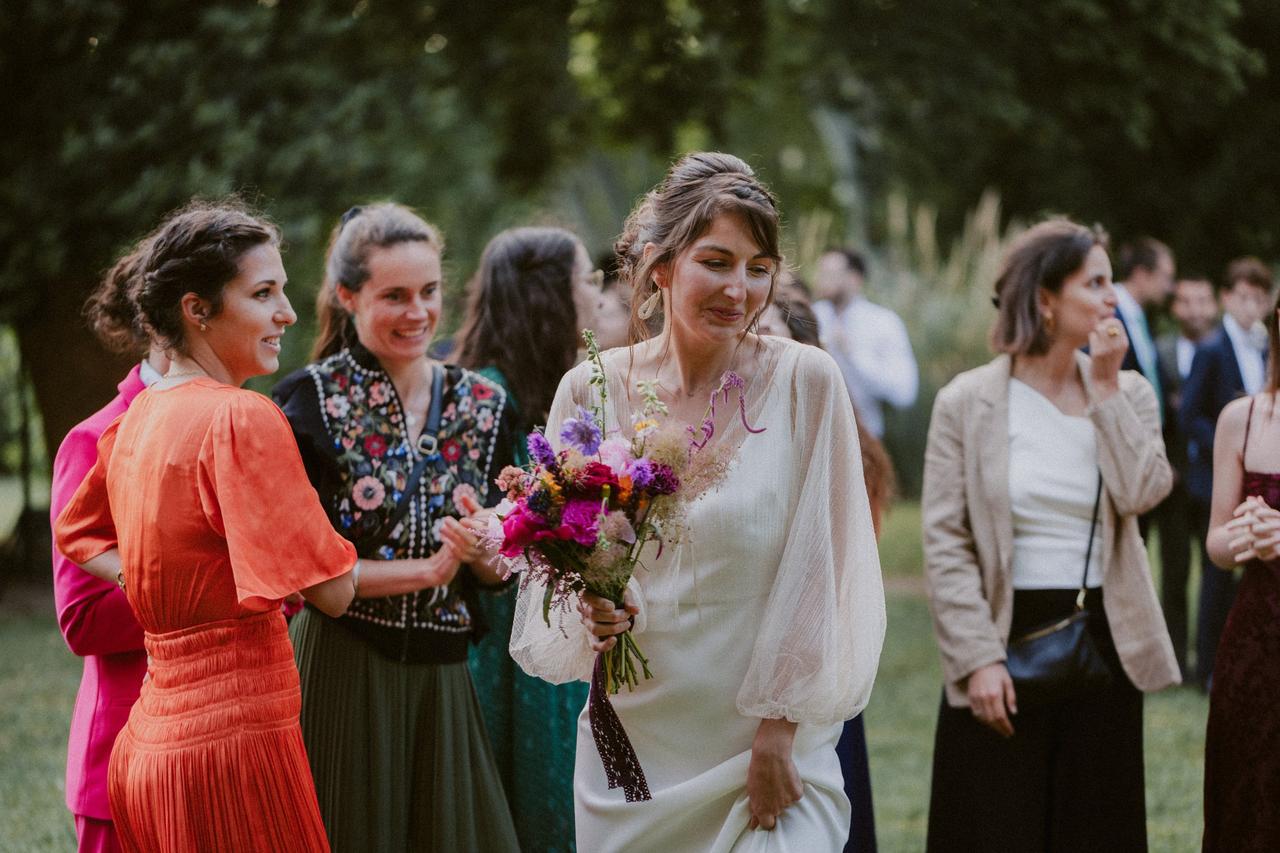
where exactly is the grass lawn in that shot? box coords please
[0,500,1209,851]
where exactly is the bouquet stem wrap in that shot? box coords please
[589,653,652,802]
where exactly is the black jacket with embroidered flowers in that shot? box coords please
[273,342,516,664]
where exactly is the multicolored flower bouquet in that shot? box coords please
[488,330,762,801]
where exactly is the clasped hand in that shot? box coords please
[1226,496,1280,564]
[578,590,638,653]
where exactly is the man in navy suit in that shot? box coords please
[1179,257,1274,690]
[1155,276,1218,677]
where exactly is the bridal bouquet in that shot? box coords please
[489,330,762,801]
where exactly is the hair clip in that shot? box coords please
[339,206,364,228]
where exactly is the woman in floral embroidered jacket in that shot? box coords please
[272,203,519,852]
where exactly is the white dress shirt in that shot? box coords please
[1007,380,1104,589]
[1175,336,1196,381]
[813,296,918,437]
[1115,284,1158,384]
[1222,313,1268,395]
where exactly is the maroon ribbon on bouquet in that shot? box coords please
[589,655,652,802]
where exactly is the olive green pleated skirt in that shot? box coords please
[290,608,519,853]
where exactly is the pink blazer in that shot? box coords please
[50,365,147,820]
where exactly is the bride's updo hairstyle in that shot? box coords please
[134,199,280,354]
[615,152,783,343]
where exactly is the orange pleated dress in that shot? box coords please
[55,379,356,853]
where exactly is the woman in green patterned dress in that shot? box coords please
[455,226,601,851]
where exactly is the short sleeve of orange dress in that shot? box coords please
[55,417,123,566]
[196,391,356,611]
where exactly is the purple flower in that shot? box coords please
[649,463,680,496]
[627,457,655,490]
[559,406,602,456]
[527,432,558,468]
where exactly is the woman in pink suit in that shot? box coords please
[50,237,166,853]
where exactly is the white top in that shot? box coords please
[511,337,886,851]
[1176,336,1196,380]
[812,297,918,437]
[1007,379,1104,589]
[1115,284,1158,384]
[1223,313,1268,396]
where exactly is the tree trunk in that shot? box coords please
[15,280,132,464]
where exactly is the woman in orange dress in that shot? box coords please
[55,200,469,852]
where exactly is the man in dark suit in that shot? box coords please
[1154,276,1218,677]
[1114,238,1176,384]
[1179,257,1274,689]
[1113,239,1175,541]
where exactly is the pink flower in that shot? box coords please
[496,466,527,496]
[352,476,386,511]
[369,382,389,406]
[559,499,602,546]
[598,437,632,477]
[500,502,552,557]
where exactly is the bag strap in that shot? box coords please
[381,364,446,540]
[1075,471,1104,610]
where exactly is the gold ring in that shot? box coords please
[1107,326,1120,338]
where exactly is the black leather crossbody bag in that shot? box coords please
[1004,474,1113,707]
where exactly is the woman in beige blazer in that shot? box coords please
[922,219,1180,852]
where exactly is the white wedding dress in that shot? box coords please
[511,336,885,852]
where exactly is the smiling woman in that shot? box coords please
[272,202,521,851]
[511,153,886,852]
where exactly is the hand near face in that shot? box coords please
[1087,317,1128,400]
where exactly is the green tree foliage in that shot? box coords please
[804,0,1277,274]
[2,0,1277,464]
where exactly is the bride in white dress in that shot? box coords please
[510,152,885,852]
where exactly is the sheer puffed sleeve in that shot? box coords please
[197,391,357,611]
[55,418,123,567]
[508,361,599,684]
[735,346,886,724]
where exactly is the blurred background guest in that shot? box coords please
[454,225,598,851]
[1113,238,1176,393]
[1155,275,1220,678]
[49,234,165,853]
[1180,256,1275,690]
[923,219,1178,851]
[274,203,520,852]
[592,251,633,351]
[813,248,919,439]
[760,284,892,853]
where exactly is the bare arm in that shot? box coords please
[1207,398,1250,569]
[79,548,123,586]
[302,547,462,617]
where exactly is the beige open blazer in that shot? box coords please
[923,352,1182,707]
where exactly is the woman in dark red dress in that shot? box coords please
[1203,289,1280,852]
